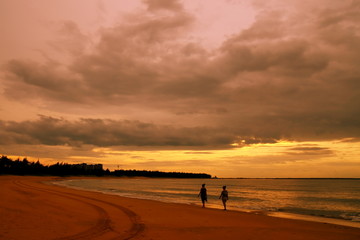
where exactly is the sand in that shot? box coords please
[1,176,359,240]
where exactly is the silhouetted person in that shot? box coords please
[219,185,228,210]
[198,184,207,208]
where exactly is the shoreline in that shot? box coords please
[267,211,360,229]
[52,176,360,229]
[1,175,360,240]
[55,178,360,229]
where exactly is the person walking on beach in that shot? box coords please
[219,185,228,210]
[198,184,207,208]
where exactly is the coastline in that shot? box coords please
[1,175,360,240]
[53,176,360,229]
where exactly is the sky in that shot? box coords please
[0,0,359,178]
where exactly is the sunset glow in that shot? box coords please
[1,0,359,177]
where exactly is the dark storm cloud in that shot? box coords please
[3,0,197,104]
[4,59,87,103]
[2,0,360,147]
[0,115,238,148]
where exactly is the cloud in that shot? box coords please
[1,0,360,147]
[184,152,213,154]
[0,144,104,161]
[143,0,184,12]
[286,146,334,156]
[0,115,239,148]
[121,159,219,169]
[47,21,89,57]
[338,138,360,143]
[4,59,86,103]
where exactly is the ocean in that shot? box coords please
[53,178,360,228]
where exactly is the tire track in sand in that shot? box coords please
[13,180,145,240]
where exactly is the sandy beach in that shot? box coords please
[1,176,359,240]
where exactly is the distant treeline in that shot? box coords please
[0,156,105,176]
[0,156,211,178]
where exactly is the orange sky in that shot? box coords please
[0,0,359,178]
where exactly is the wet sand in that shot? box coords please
[1,176,359,240]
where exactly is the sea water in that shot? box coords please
[53,178,360,228]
